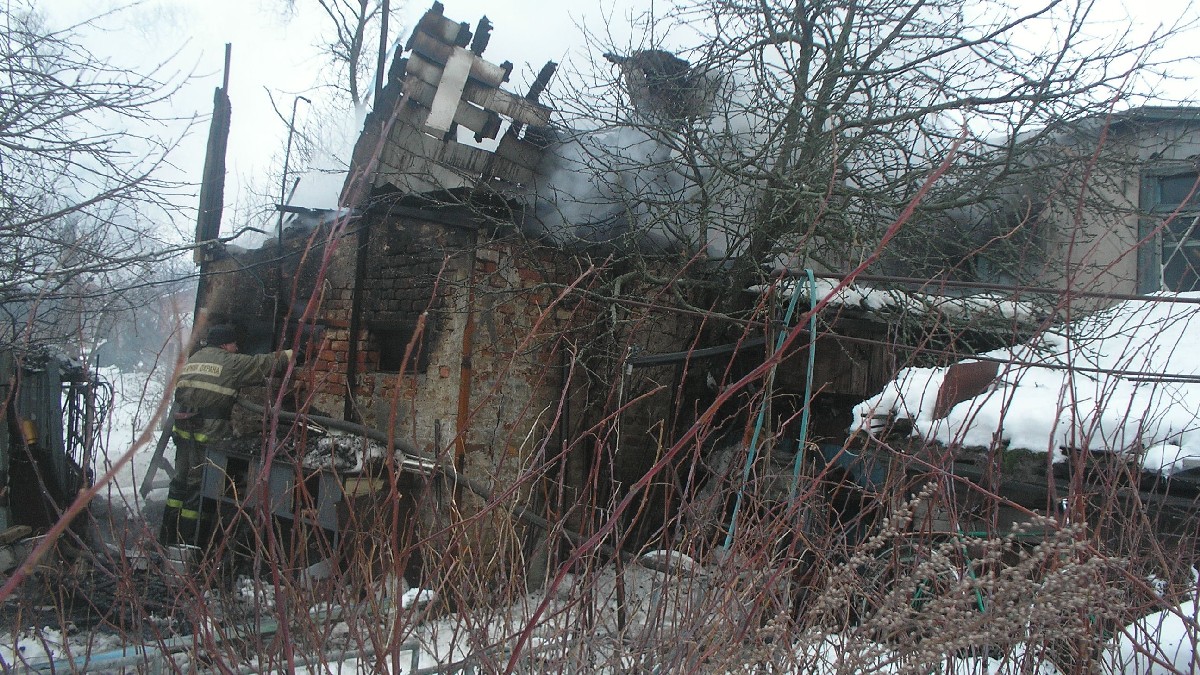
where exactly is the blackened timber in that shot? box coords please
[493,134,543,171]
[408,6,471,49]
[407,33,510,87]
[401,78,502,139]
[507,61,558,141]
[373,0,390,107]
[464,85,551,126]
[486,155,536,185]
[405,56,550,126]
[375,122,533,191]
[194,44,232,266]
[470,16,492,55]
[425,47,474,133]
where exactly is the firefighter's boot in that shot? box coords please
[158,500,183,546]
[176,507,201,547]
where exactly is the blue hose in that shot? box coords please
[722,271,815,550]
[790,269,818,498]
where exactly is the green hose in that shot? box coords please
[723,271,815,550]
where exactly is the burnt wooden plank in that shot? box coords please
[405,53,446,90]
[462,83,552,126]
[439,137,495,173]
[494,134,545,172]
[408,30,456,65]
[409,10,471,47]
[407,55,546,128]
[408,33,509,87]
[374,148,473,194]
[375,121,506,193]
[488,154,537,185]
[404,72,501,138]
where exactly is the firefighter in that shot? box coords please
[159,324,292,546]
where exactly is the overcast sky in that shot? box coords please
[34,0,1198,239]
[37,0,636,233]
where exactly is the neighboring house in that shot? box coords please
[1128,108,1200,293]
[1033,106,1200,299]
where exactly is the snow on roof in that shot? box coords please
[853,292,1200,476]
[756,277,1050,330]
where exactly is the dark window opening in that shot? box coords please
[372,319,430,374]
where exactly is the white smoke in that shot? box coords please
[526,59,765,259]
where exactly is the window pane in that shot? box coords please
[1157,173,1200,208]
[1162,216,1200,291]
[1166,212,1200,240]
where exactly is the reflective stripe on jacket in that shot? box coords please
[174,346,290,441]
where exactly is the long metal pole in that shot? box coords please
[273,95,310,349]
[375,0,390,104]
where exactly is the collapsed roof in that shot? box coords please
[344,2,556,200]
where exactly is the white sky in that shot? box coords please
[36,0,640,235]
[33,0,1199,239]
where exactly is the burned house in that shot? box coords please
[190,3,1195,594]
[183,3,936,583]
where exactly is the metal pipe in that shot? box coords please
[274,96,311,350]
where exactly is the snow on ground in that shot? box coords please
[0,627,126,670]
[88,366,173,550]
[96,366,172,494]
[2,357,1197,672]
[285,550,1195,674]
[1104,596,1199,674]
[757,278,1049,326]
[853,292,1200,475]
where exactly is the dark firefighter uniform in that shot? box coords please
[160,331,292,545]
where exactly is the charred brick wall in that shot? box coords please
[200,208,708,581]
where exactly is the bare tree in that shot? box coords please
[536,0,1192,307]
[279,0,403,110]
[0,2,191,350]
[255,1,404,221]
